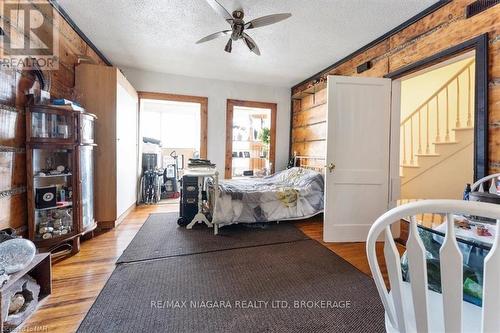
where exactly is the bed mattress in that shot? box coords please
[212,167,324,226]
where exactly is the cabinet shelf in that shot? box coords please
[35,201,72,211]
[34,173,72,179]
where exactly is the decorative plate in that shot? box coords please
[0,239,36,274]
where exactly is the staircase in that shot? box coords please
[400,60,475,199]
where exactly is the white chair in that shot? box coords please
[471,173,500,193]
[366,200,500,333]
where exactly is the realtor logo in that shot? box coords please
[0,0,59,69]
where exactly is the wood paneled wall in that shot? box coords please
[0,1,106,232]
[291,0,500,173]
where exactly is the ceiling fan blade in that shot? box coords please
[245,13,291,29]
[196,30,231,44]
[242,33,260,56]
[224,39,232,53]
[205,0,234,23]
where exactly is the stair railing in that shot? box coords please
[400,59,475,166]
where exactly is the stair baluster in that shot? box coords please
[400,60,475,175]
[445,87,450,142]
[456,77,461,128]
[402,125,407,165]
[418,109,422,154]
[467,66,472,127]
[435,95,440,143]
[410,118,414,165]
[426,104,430,154]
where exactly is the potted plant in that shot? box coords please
[258,128,270,158]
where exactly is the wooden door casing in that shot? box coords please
[225,99,277,179]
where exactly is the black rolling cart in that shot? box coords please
[177,167,218,231]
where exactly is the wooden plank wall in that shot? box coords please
[291,0,500,173]
[0,1,106,233]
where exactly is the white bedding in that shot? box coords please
[211,167,324,227]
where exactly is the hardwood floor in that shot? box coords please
[22,203,400,332]
[21,202,178,333]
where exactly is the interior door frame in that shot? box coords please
[137,91,208,159]
[225,99,277,179]
[385,33,489,182]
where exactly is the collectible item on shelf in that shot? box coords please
[476,224,492,237]
[9,293,25,314]
[456,219,471,229]
[0,239,36,274]
[463,183,472,200]
[35,209,73,240]
[35,186,57,209]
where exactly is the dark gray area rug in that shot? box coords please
[116,213,310,263]
[79,240,385,333]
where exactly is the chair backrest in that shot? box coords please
[471,173,500,193]
[366,200,500,333]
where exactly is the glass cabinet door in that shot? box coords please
[31,112,73,139]
[79,145,95,231]
[28,106,76,144]
[31,148,75,241]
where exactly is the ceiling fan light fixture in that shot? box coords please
[199,0,292,55]
[224,39,232,53]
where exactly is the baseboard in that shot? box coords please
[117,203,136,224]
[97,203,136,230]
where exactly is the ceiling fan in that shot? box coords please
[196,0,292,55]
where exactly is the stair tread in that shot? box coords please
[433,140,459,145]
[452,127,474,131]
[415,153,440,157]
[401,164,419,168]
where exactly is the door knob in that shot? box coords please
[325,162,335,173]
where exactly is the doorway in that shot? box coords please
[397,53,476,200]
[387,34,489,207]
[138,92,208,204]
[225,100,277,179]
[322,35,489,243]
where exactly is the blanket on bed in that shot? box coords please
[212,167,324,226]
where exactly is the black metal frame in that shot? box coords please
[385,34,489,181]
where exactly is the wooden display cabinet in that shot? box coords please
[26,104,97,255]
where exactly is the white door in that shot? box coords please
[323,75,392,242]
[116,83,138,217]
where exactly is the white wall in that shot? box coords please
[402,142,473,200]
[122,67,291,178]
[400,57,474,119]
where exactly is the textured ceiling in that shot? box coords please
[58,0,438,87]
